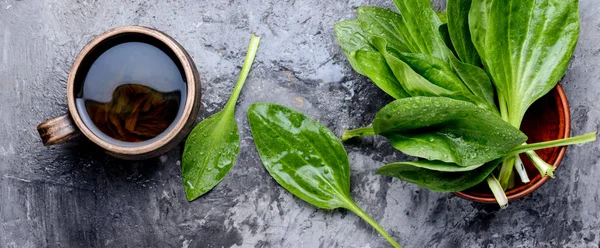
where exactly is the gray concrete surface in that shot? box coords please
[1,0,599,247]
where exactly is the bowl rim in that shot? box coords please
[453,84,571,203]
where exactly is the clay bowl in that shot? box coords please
[455,84,570,203]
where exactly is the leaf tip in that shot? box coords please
[375,165,392,176]
[184,189,198,202]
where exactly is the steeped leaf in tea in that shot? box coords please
[84,84,180,142]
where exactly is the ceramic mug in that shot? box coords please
[37,26,201,160]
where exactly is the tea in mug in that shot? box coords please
[75,40,187,143]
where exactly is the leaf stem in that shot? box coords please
[342,126,375,141]
[497,156,515,190]
[498,92,509,122]
[506,131,596,180]
[496,92,515,189]
[486,174,508,208]
[524,150,555,178]
[506,132,597,156]
[507,170,516,189]
[345,200,402,248]
[224,34,261,111]
[514,155,530,184]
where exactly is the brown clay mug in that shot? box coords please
[37,26,201,160]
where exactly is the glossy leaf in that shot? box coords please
[342,5,496,112]
[377,159,500,192]
[181,35,260,201]
[356,6,412,54]
[356,4,448,61]
[182,111,239,201]
[369,37,491,108]
[447,0,481,65]
[469,0,580,126]
[369,37,456,98]
[248,103,351,209]
[440,30,496,112]
[248,103,401,248]
[444,0,494,111]
[334,20,409,99]
[438,24,455,57]
[391,0,450,61]
[334,19,374,75]
[382,160,484,172]
[373,97,527,166]
[448,56,496,112]
[353,50,409,99]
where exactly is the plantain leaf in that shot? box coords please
[469,0,580,126]
[381,160,484,172]
[391,0,450,61]
[448,56,496,112]
[248,103,351,209]
[373,97,527,166]
[334,19,374,75]
[377,159,501,192]
[447,0,481,65]
[369,37,493,108]
[356,6,413,54]
[181,35,260,201]
[248,103,402,247]
[438,23,456,56]
[334,19,409,99]
[353,50,409,99]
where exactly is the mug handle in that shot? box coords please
[37,115,80,146]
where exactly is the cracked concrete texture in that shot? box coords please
[0,0,599,247]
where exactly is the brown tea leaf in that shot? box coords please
[82,83,180,142]
[125,111,139,132]
[108,113,126,137]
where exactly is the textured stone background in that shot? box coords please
[1,0,599,247]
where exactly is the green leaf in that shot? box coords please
[182,111,239,200]
[248,103,401,248]
[447,0,481,65]
[356,6,412,54]
[377,159,500,192]
[334,19,374,75]
[469,0,580,126]
[391,0,450,61]
[390,51,471,96]
[368,37,456,98]
[355,3,448,60]
[248,103,351,209]
[353,50,409,99]
[373,97,527,166]
[448,56,496,112]
[334,19,409,99]
[181,34,260,201]
[341,4,496,112]
[470,0,581,189]
[438,24,456,57]
[382,160,484,172]
[369,37,491,108]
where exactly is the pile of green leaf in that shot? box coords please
[179,0,597,246]
[335,0,596,206]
